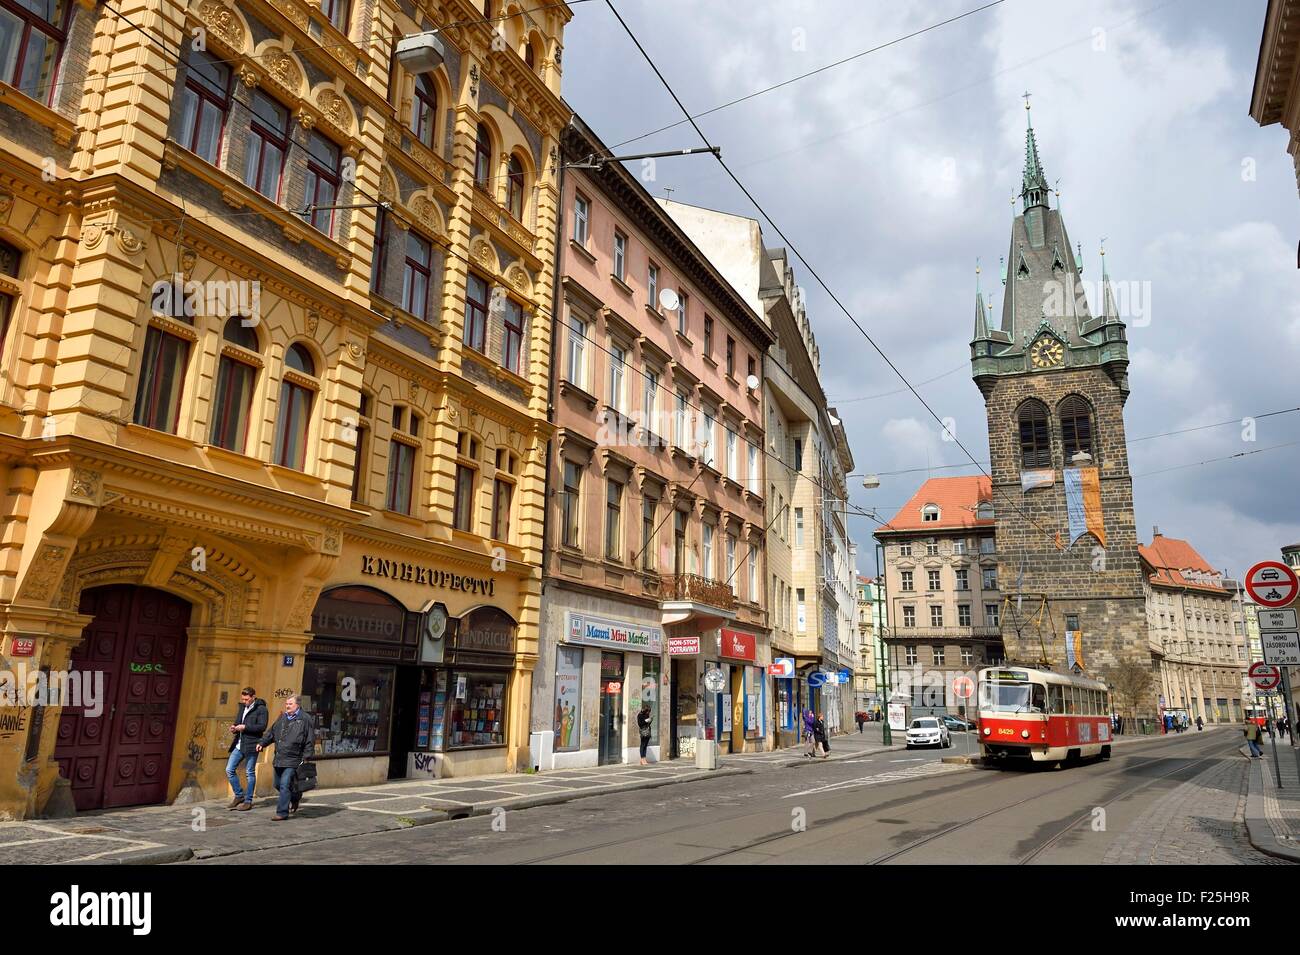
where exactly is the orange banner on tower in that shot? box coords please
[1080,467,1106,547]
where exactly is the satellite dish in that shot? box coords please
[658,288,680,312]
[746,374,760,390]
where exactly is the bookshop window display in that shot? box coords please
[447,671,507,747]
[303,663,394,756]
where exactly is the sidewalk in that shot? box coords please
[1244,735,1300,863]
[0,760,748,865]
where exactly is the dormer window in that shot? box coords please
[976,502,994,520]
[921,505,939,523]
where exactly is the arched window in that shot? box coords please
[524,40,536,70]
[506,154,524,220]
[1059,396,1094,462]
[474,122,492,191]
[1017,400,1050,469]
[0,239,19,358]
[274,343,316,470]
[210,317,260,453]
[921,504,940,523]
[411,74,437,148]
[135,282,193,434]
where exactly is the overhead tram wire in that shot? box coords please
[602,0,1066,554]
[607,0,1007,151]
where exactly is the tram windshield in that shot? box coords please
[981,682,1046,713]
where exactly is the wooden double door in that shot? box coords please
[53,585,191,811]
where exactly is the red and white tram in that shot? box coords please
[977,666,1112,766]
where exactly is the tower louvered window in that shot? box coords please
[1060,396,1094,460]
[1017,400,1050,469]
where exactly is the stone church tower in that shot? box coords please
[971,106,1149,688]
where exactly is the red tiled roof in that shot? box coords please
[875,476,994,534]
[1139,535,1226,594]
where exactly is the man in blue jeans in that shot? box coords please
[256,696,315,821]
[225,687,267,810]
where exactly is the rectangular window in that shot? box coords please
[642,369,658,429]
[1,0,70,104]
[748,545,757,602]
[930,606,943,628]
[453,463,475,532]
[796,588,806,632]
[302,131,342,235]
[927,569,941,591]
[953,539,966,555]
[674,510,687,574]
[903,605,916,627]
[725,534,736,594]
[464,273,489,353]
[320,0,349,32]
[905,645,917,665]
[955,568,969,591]
[958,604,971,627]
[899,541,912,556]
[926,539,939,555]
[134,327,190,433]
[982,567,998,591]
[491,477,513,541]
[573,194,589,245]
[613,230,626,281]
[677,291,688,336]
[726,429,737,481]
[177,48,230,165]
[674,390,688,448]
[961,645,973,665]
[701,412,715,465]
[980,536,995,554]
[701,523,714,580]
[244,90,289,201]
[725,336,735,376]
[794,508,804,547]
[350,406,369,504]
[747,355,756,389]
[647,264,658,312]
[502,298,524,374]
[932,645,945,665]
[401,232,432,320]
[566,316,586,389]
[642,498,656,571]
[561,460,581,548]
[747,443,759,493]
[793,437,803,472]
[370,206,389,294]
[609,343,625,412]
[985,603,1000,627]
[704,316,713,355]
[386,440,416,514]
[605,479,622,560]
[900,570,913,592]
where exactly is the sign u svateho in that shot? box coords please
[361,555,495,596]
[566,612,663,654]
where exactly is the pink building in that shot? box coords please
[532,115,774,768]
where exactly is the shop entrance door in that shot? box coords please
[53,585,191,811]
[599,652,625,765]
[387,665,421,779]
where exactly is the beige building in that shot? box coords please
[1140,532,1249,725]
[1251,0,1300,202]
[874,476,1003,718]
[0,0,571,819]
[854,575,879,707]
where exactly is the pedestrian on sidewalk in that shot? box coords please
[637,702,653,765]
[225,687,267,811]
[803,709,817,758]
[256,696,315,820]
[1242,717,1263,758]
[1195,715,1203,731]
[855,711,865,734]
[813,713,830,758]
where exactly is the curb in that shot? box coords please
[1243,755,1300,864]
[162,766,751,863]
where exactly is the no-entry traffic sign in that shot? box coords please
[952,675,975,699]
[1249,661,1281,691]
[1245,561,1299,608]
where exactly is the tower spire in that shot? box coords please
[1021,92,1049,212]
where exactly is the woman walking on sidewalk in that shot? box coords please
[803,709,817,757]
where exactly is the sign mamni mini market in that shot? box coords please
[566,612,663,654]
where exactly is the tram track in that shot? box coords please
[866,731,1234,865]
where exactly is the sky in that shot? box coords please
[560,0,1300,581]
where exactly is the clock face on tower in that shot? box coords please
[1029,335,1064,369]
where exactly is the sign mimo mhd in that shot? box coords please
[1245,561,1299,608]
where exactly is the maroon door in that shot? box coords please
[53,585,191,811]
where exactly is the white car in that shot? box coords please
[905,717,951,749]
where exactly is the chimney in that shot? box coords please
[1152,525,1160,538]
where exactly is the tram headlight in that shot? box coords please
[1021,730,1030,739]
[982,727,991,736]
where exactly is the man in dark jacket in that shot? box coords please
[256,696,315,820]
[225,688,268,811]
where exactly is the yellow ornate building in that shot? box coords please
[0,0,570,818]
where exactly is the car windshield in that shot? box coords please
[982,683,1031,712]
[910,719,938,728]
